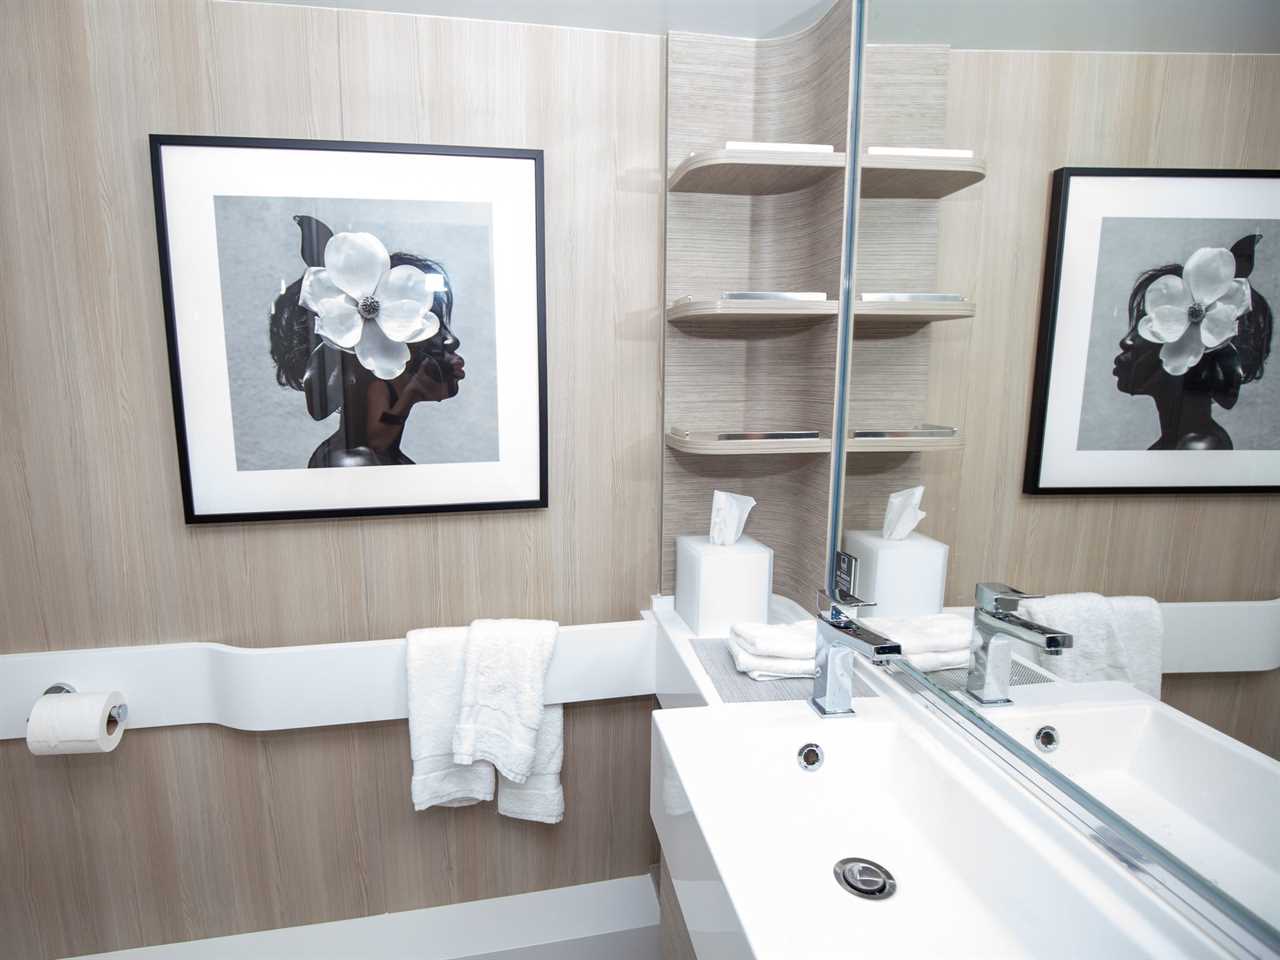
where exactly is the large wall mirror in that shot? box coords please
[826,1,1280,951]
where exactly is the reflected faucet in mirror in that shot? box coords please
[966,583,1073,705]
[811,591,902,717]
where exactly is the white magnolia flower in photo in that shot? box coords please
[299,232,443,379]
[1137,246,1252,376]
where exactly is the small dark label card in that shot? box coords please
[834,551,855,602]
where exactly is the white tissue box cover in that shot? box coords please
[675,535,773,637]
[844,530,948,618]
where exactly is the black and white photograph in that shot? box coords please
[1025,168,1280,493]
[151,136,547,521]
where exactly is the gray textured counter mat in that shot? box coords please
[690,637,878,704]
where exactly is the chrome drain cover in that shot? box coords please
[833,858,896,899]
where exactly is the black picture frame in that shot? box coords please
[150,134,548,524]
[1024,166,1280,496]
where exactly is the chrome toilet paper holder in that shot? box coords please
[42,682,129,724]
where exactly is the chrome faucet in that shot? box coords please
[966,583,1073,705]
[811,593,901,717]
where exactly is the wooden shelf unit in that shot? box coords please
[659,11,981,603]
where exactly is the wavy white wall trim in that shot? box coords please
[0,617,656,741]
[70,874,660,960]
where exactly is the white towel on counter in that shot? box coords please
[453,619,559,783]
[407,627,495,810]
[727,637,816,681]
[904,648,970,673]
[496,704,564,824]
[730,619,817,660]
[1021,593,1162,698]
[861,613,973,672]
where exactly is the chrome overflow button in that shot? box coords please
[834,858,896,899]
[797,743,824,771]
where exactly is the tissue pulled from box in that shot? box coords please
[709,490,756,545]
[882,486,925,540]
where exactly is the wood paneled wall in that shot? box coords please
[0,2,664,957]
[921,49,1280,756]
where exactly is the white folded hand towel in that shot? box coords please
[453,619,559,784]
[730,619,817,660]
[859,613,973,672]
[728,637,816,681]
[904,648,970,673]
[861,613,973,656]
[497,704,564,824]
[1021,593,1162,697]
[407,627,495,811]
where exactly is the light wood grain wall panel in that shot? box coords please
[840,45,952,543]
[0,2,664,957]
[919,49,1280,756]
[861,44,948,149]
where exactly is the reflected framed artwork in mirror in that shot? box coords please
[150,135,547,523]
[1025,167,1280,493]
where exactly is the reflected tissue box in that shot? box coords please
[675,534,773,637]
[843,530,948,618]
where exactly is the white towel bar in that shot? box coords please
[0,617,657,742]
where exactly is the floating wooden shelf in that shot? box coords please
[861,156,986,199]
[666,298,839,324]
[665,426,963,455]
[854,299,975,323]
[668,149,845,195]
[665,429,832,456]
[666,297,974,325]
[667,149,985,199]
[846,425,963,453]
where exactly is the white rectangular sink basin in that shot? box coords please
[986,689,1280,931]
[653,699,1229,959]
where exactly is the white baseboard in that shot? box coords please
[69,875,660,960]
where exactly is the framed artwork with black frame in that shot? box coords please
[1024,166,1280,494]
[150,135,548,523]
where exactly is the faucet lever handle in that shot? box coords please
[817,588,876,626]
[975,582,1042,613]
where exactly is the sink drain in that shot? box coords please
[833,858,896,899]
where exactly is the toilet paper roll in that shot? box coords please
[26,690,128,755]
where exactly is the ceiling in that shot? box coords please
[250,0,1280,51]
